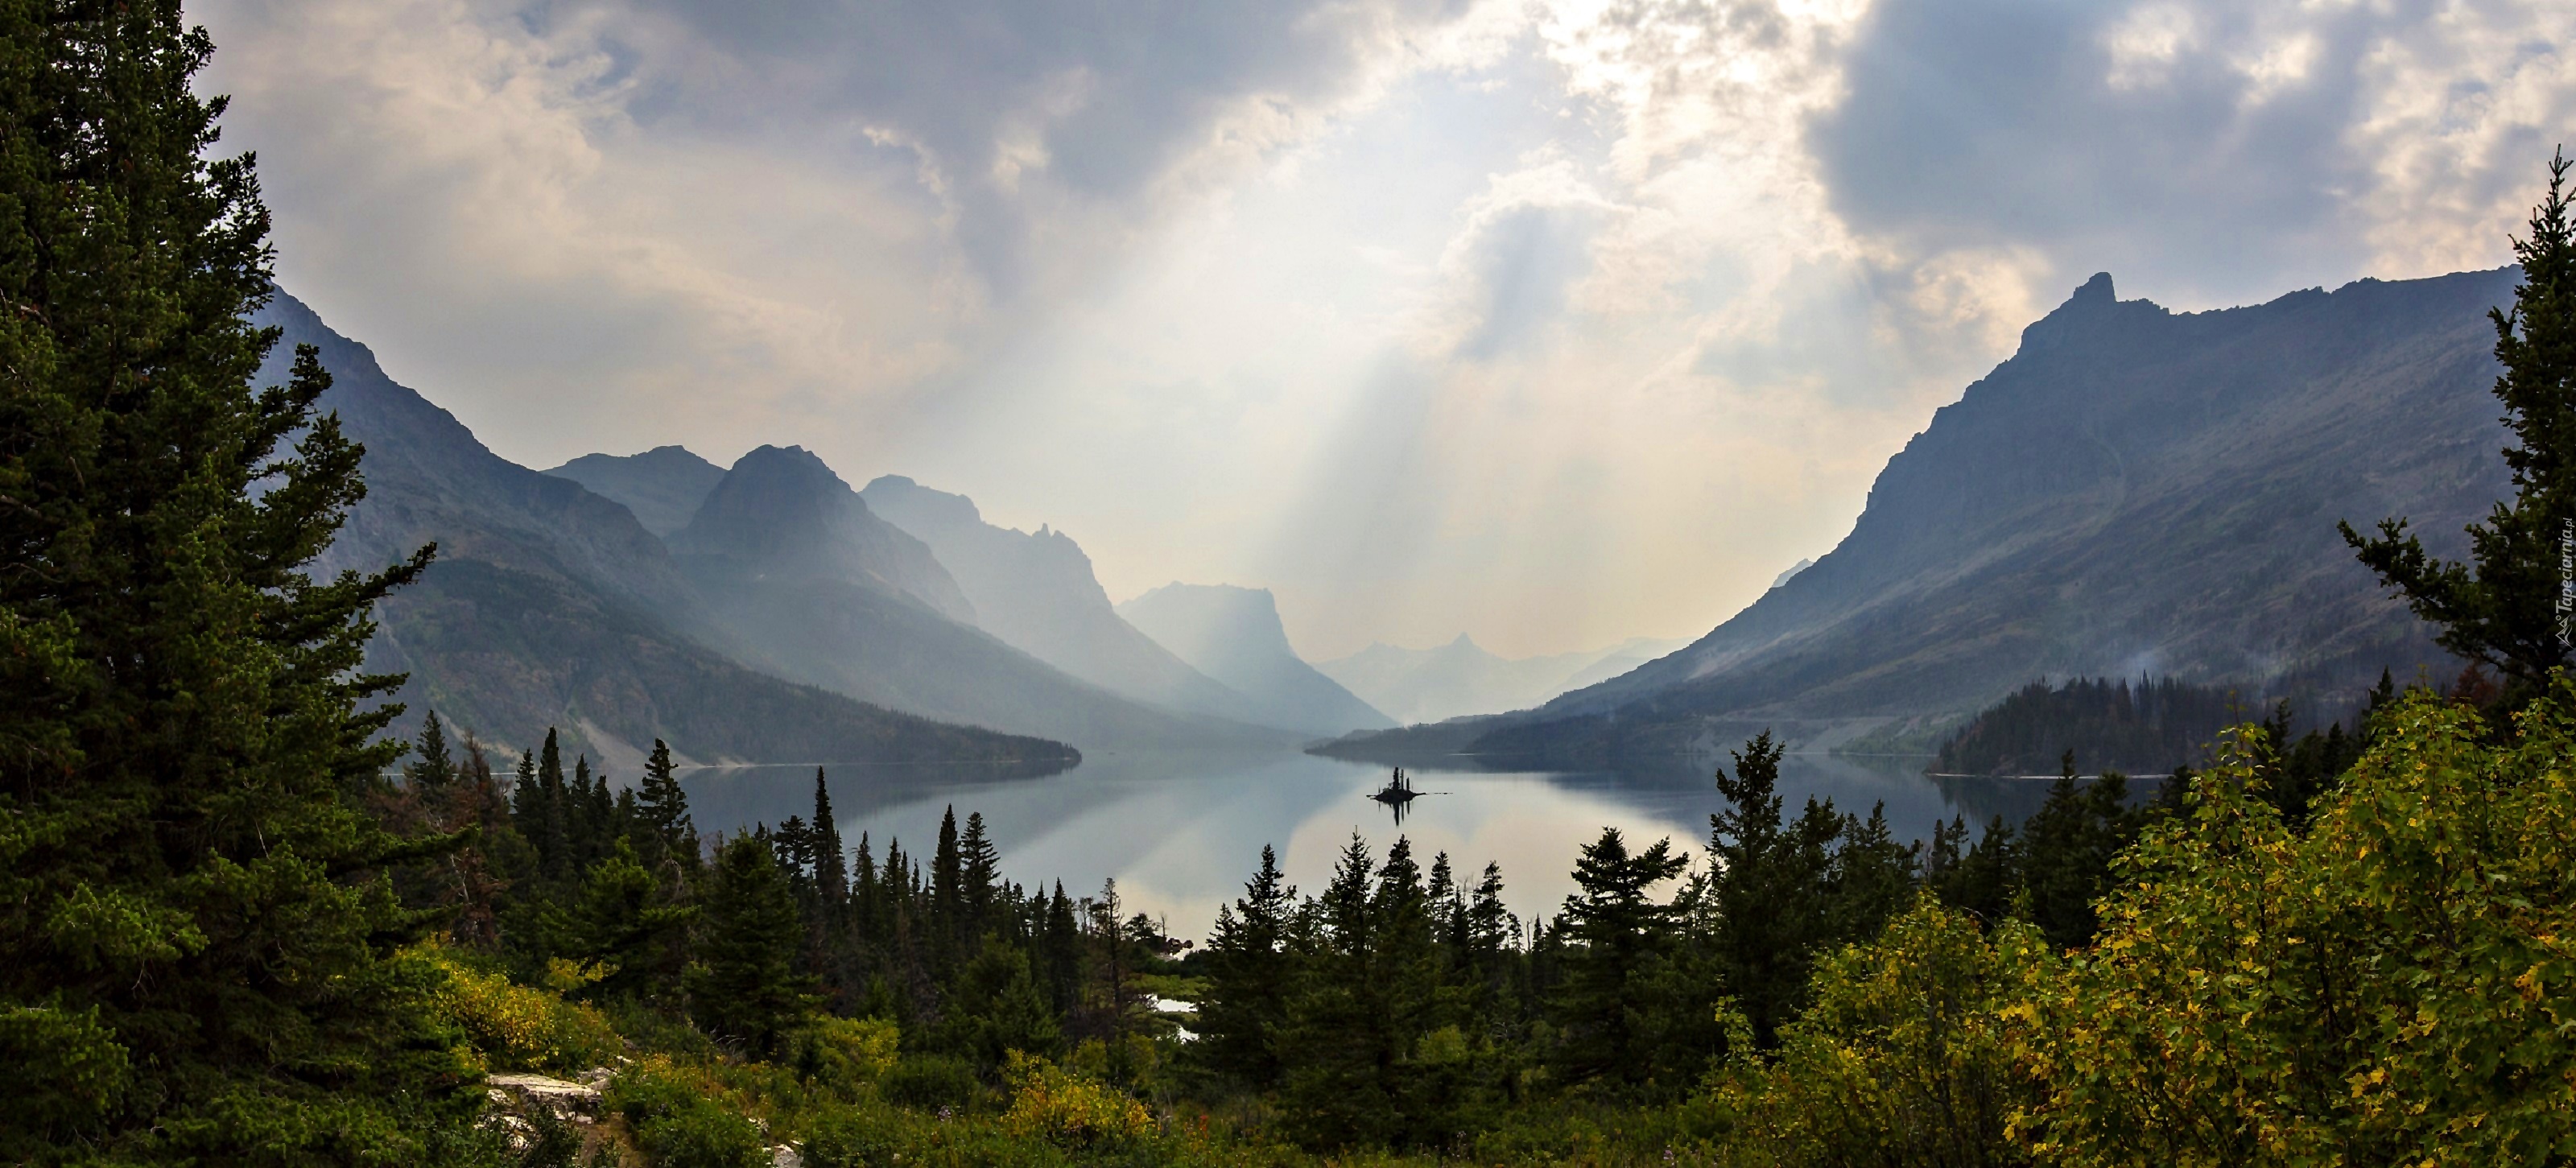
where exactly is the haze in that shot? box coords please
[193,0,2573,659]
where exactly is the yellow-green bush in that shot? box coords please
[419,943,622,1072]
[791,1016,899,1098]
[1711,895,2042,1167]
[1001,1052,1158,1149]
[2017,690,2576,1166]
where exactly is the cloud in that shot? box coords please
[1813,0,2576,305]
[188,0,2576,661]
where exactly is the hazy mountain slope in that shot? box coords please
[544,446,725,537]
[858,475,1263,721]
[1118,584,1393,737]
[257,291,1075,769]
[1315,634,1688,725]
[669,457,1297,750]
[671,447,977,625]
[1333,268,2512,762]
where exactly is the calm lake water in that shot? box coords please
[679,749,2043,943]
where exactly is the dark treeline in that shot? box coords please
[1934,675,2244,776]
[374,716,1181,1087]
[373,699,2406,1154]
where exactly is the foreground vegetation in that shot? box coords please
[7,2,2576,1162]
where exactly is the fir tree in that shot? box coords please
[1706,732,1846,1047]
[405,711,456,789]
[0,3,469,1156]
[1200,844,1296,1086]
[1550,828,1689,1084]
[689,834,818,1057]
[958,810,999,937]
[634,737,696,872]
[2019,753,2141,950]
[2344,151,2576,699]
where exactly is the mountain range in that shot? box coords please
[1323,268,2514,764]
[259,293,1075,774]
[1314,634,1686,726]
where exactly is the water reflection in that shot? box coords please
[680,748,1966,943]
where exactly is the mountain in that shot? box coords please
[544,446,725,537]
[669,447,976,624]
[257,291,1075,771]
[1327,268,2515,763]
[667,453,1298,750]
[1315,634,1687,725]
[1117,584,1393,738]
[857,475,1261,721]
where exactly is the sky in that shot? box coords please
[194,0,2575,661]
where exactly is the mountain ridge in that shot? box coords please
[256,291,1079,771]
[1324,267,2512,763]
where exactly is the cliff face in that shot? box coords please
[1334,268,2516,762]
[260,291,1077,769]
[1119,584,1393,738]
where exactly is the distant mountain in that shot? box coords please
[667,454,1297,750]
[1315,634,1687,725]
[1117,584,1393,738]
[670,447,976,625]
[545,446,724,537]
[1328,268,2513,763]
[857,475,1262,722]
[257,291,1075,771]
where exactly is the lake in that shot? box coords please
[679,749,2046,943]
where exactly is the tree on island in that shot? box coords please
[2344,149,2576,700]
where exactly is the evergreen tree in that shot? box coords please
[0,4,469,1156]
[958,810,1000,938]
[1550,828,1689,1084]
[404,711,456,789]
[551,839,694,1004]
[2019,753,2142,951]
[689,834,818,1057]
[2344,151,2576,699]
[931,806,963,955]
[1199,844,1296,1086]
[1925,815,2021,924]
[535,728,569,881]
[1277,836,1390,1147]
[937,937,1062,1071]
[1706,732,1847,1047]
[635,737,696,872]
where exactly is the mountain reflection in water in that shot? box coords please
[681,749,2006,943]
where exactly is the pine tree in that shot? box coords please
[1200,844,1296,1086]
[1277,836,1389,1147]
[2344,151,2576,699]
[405,711,456,789]
[1550,827,1689,1083]
[635,737,696,872]
[2019,753,2141,950]
[0,4,471,1157]
[958,810,999,938]
[1706,731,1845,1047]
[689,834,818,1057]
[931,806,963,957]
[535,728,569,881]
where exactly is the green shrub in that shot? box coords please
[608,1063,767,1168]
[880,1054,982,1112]
[637,1104,766,1168]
